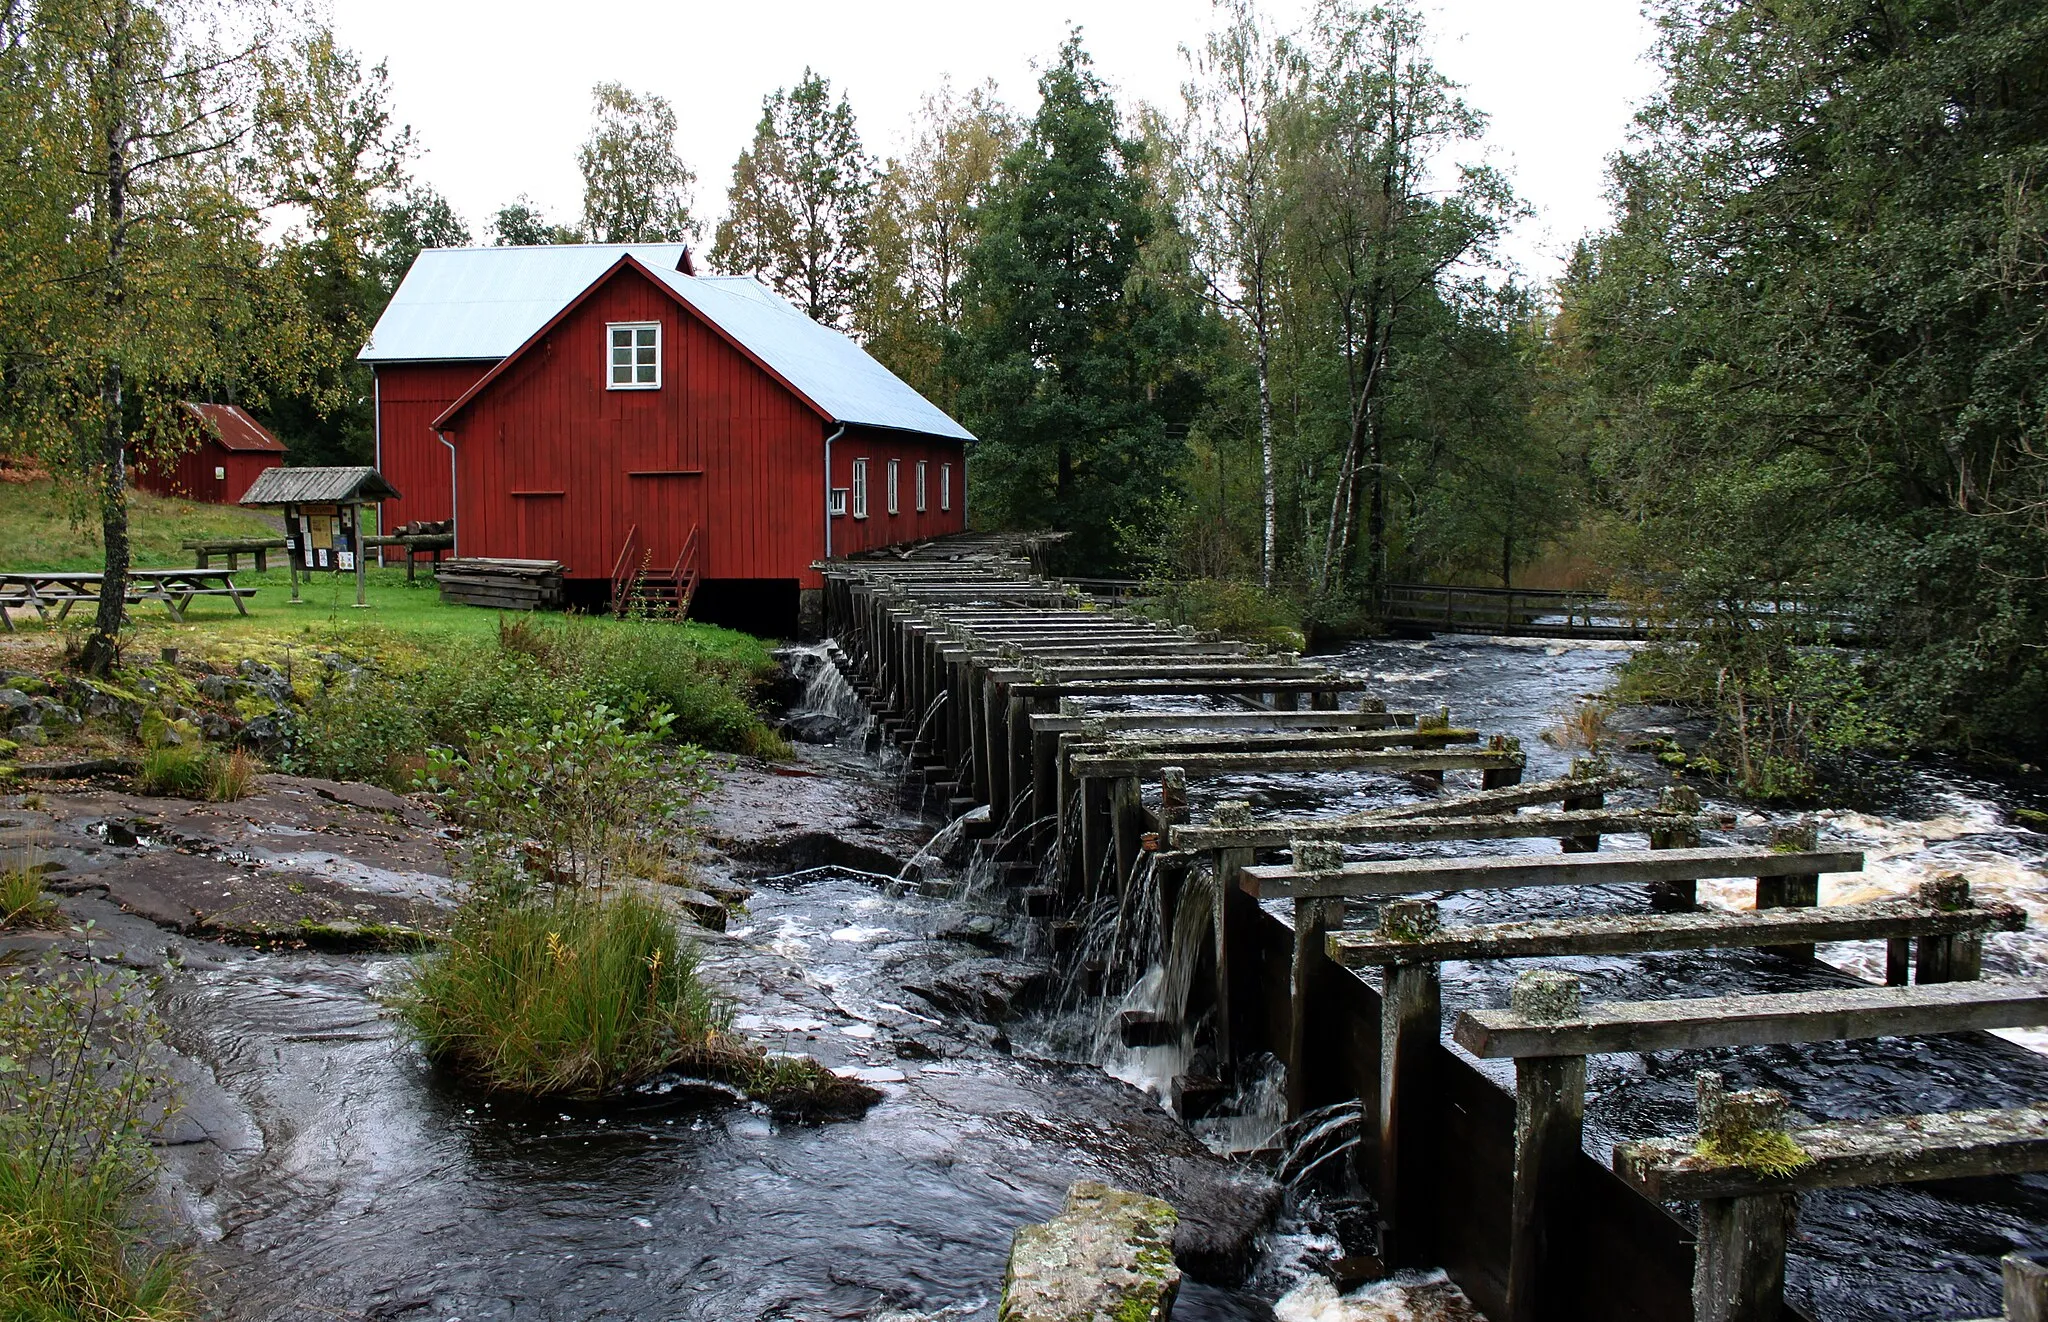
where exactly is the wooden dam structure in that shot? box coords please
[819,535,2048,1322]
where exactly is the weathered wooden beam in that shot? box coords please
[1240,846,1863,901]
[1015,677,1367,701]
[1030,710,1404,735]
[1328,896,2024,967]
[2006,1252,2048,1322]
[1071,748,1522,781]
[1616,1101,2048,1201]
[1170,808,1688,853]
[1354,771,1633,820]
[1454,977,2048,1060]
[1085,728,1481,757]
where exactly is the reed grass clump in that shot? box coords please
[134,744,209,797]
[394,888,723,1096]
[0,858,56,929]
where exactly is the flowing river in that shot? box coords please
[151,635,2047,1321]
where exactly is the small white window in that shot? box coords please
[886,459,900,515]
[829,487,848,516]
[940,463,952,512]
[850,458,869,519]
[916,460,928,512]
[607,322,660,389]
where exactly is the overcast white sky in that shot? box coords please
[330,0,1663,285]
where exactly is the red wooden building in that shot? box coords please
[360,244,972,633]
[132,402,287,504]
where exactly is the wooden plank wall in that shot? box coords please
[439,265,967,588]
[373,360,492,527]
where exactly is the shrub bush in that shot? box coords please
[1142,578,1307,653]
[0,966,188,1319]
[423,696,708,898]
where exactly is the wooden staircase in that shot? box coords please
[610,523,700,620]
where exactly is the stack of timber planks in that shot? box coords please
[435,558,566,611]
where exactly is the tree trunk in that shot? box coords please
[1256,314,1275,590]
[80,0,131,677]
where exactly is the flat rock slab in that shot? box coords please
[88,852,445,948]
[1001,1180,1181,1322]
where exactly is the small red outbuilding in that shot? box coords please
[132,402,287,504]
[360,244,974,634]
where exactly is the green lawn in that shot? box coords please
[0,479,288,572]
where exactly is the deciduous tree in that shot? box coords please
[577,81,697,244]
[712,69,872,329]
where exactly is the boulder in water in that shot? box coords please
[1000,1180,1181,1322]
[781,711,845,744]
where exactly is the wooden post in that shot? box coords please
[286,503,302,603]
[1886,938,1913,986]
[351,499,368,607]
[1480,733,1523,790]
[1159,766,1188,830]
[1379,898,1443,1270]
[1560,756,1605,852]
[1506,970,1587,1322]
[254,545,269,573]
[1080,776,1111,899]
[1649,785,1702,911]
[1691,1071,1799,1322]
[1111,775,1144,890]
[1916,874,1984,984]
[1695,1193,1796,1322]
[1210,803,1255,1065]
[2006,1251,2048,1322]
[1286,839,1344,1119]
[1757,818,1820,960]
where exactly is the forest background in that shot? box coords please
[2,0,2043,781]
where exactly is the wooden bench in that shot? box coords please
[1452,973,2048,1322]
[183,536,285,572]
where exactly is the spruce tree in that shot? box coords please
[949,33,1208,568]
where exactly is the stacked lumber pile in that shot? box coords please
[435,558,566,611]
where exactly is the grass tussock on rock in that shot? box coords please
[394,889,878,1117]
[395,698,877,1119]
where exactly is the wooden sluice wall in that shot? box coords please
[821,537,2048,1322]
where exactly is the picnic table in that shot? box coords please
[0,568,257,630]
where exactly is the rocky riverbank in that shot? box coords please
[2,725,1295,1320]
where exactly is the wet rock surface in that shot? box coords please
[1000,1181,1181,1322]
[4,740,1287,1321]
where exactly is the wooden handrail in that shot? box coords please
[610,523,641,616]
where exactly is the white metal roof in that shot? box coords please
[644,267,973,441]
[366,245,974,442]
[360,244,693,363]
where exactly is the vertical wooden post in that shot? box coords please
[983,673,1010,817]
[1692,1072,1799,1322]
[1916,874,1983,983]
[1110,775,1144,890]
[1694,1194,1796,1322]
[1378,901,1442,1270]
[1285,839,1344,1119]
[1079,776,1111,899]
[1649,785,1703,911]
[1560,755,1604,852]
[1886,939,1913,986]
[1157,766,1189,942]
[1209,804,1255,1065]
[1159,766,1188,831]
[1505,970,1587,1322]
[1481,733,1523,790]
[1757,818,1820,961]
[2004,1251,2048,1322]
[351,500,368,607]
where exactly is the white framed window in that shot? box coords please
[916,460,928,512]
[940,463,952,512]
[607,322,660,389]
[850,458,869,519]
[886,459,900,515]
[829,487,848,516]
